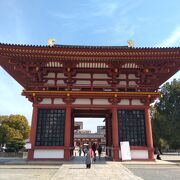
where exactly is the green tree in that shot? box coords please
[6,138,25,152]
[0,115,30,147]
[152,79,180,150]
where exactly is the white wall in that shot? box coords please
[54,98,65,104]
[73,99,91,104]
[119,150,148,159]
[34,149,64,159]
[131,99,144,105]
[131,150,148,159]
[118,99,130,105]
[39,98,52,104]
[93,99,110,105]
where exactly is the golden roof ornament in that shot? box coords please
[127,40,134,48]
[48,38,55,47]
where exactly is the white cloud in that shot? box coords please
[92,2,119,17]
[158,26,180,47]
[119,0,144,16]
[0,0,28,44]
[114,24,137,37]
[90,0,143,17]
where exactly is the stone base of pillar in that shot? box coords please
[113,146,119,161]
[27,149,34,160]
[148,147,154,160]
[64,148,71,160]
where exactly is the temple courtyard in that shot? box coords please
[0,154,179,180]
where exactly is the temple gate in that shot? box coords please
[0,42,179,161]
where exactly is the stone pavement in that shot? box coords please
[51,162,143,180]
[0,154,179,180]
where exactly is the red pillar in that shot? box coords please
[145,107,154,160]
[112,107,119,161]
[108,118,112,147]
[64,104,72,160]
[28,105,38,160]
[105,117,110,156]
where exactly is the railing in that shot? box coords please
[0,152,24,158]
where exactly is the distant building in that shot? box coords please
[74,121,104,147]
[74,132,104,147]
[97,126,105,134]
[97,126,106,146]
[78,129,91,134]
[74,121,83,130]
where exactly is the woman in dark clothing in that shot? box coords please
[97,145,102,159]
[85,149,91,168]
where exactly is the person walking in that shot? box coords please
[90,146,93,163]
[97,144,102,159]
[92,143,97,162]
[79,146,82,156]
[82,146,85,156]
[85,147,91,169]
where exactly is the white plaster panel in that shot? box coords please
[131,150,148,159]
[39,98,52,104]
[44,73,55,78]
[93,99,110,105]
[119,81,127,85]
[129,81,137,86]
[54,98,65,104]
[128,74,139,79]
[57,80,65,85]
[118,99,130,105]
[75,73,91,78]
[75,80,91,85]
[131,99,144,105]
[119,150,148,159]
[73,99,91,104]
[47,80,55,85]
[34,149,64,159]
[93,81,109,85]
[118,74,126,79]
[57,73,65,78]
[93,74,109,79]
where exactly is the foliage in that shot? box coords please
[6,138,25,152]
[0,115,30,146]
[152,79,180,150]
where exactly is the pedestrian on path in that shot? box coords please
[79,146,82,156]
[85,147,91,169]
[97,144,102,159]
[92,142,97,162]
[90,146,93,163]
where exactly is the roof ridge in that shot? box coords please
[0,42,179,49]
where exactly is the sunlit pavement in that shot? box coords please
[125,165,180,180]
[51,158,143,180]
[0,154,180,180]
[0,156,143,180]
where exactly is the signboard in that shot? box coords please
[120,141,131,161]
[25,143,32,150]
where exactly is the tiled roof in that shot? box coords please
[74,133,104,139]
[0,42,179,50]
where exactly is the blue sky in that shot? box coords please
[0,0,180,131]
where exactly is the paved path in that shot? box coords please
[51,162,143,180]
[0,154,179,180]
[125,164,180,180]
